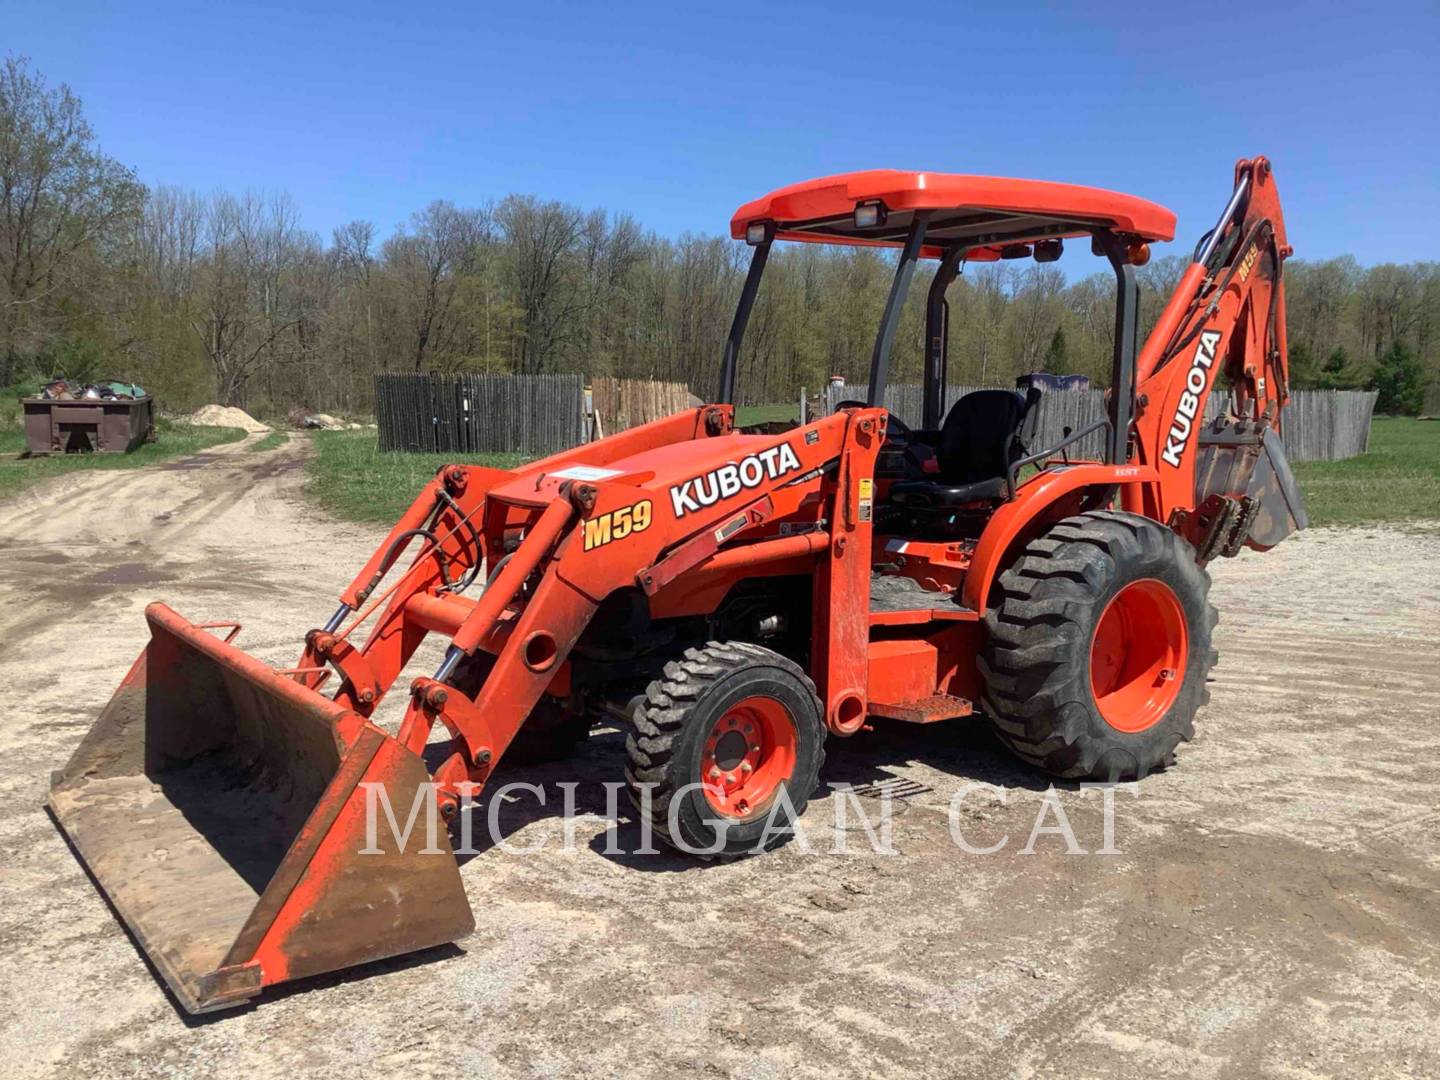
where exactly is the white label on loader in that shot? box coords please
[551,465,623,481]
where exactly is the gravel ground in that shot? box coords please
[0,433,1436,1079]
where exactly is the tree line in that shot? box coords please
[3,57,1436,418]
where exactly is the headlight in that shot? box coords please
[853,201,886,229]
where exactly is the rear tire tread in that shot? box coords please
[981,511,1218,781]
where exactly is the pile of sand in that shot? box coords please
[183,404,270,434]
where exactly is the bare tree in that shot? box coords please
[332,219,375,286]
[497,194,585,373]
[139,187,203,299]
[1009,265,1066,370]
[382,200,492,372]
[189,191,309,406]
[0,56,144,377]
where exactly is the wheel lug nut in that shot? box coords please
[726,773,736,784]
[740,762,752,774]
[708,766,721,779]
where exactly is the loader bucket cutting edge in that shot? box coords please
[47,602,475,1014]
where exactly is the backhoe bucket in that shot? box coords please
[47,603,475,1014]
[1196,420,1308,551]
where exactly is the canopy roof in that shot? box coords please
[730,169,1176,260]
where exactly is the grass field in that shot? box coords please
[1292,418,1440,526]
[306,429,527,524]
[736,403,799,427]
[0,384,245,503]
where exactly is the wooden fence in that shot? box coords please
[823,384,1378,463]
[1268,389,1378,460]
[590,377,693,438]
[375,373,586,455]
[376,371,1376,463]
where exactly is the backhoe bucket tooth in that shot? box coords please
[47,602,475,1014]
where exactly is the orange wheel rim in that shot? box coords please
[701,696,797,819]
[1089,578,1187,733]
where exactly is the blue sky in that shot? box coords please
[7,1,1437,266]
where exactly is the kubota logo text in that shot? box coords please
[1161,329,1223,469]
[669,442,803,517]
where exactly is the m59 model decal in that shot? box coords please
[669,442,803,517]
[1161,329,1223,469]
[584,500,653,551]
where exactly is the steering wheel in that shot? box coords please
[834,400,912,445]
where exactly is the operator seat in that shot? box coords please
[889,389,1032,508]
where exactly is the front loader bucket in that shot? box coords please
[47,603,474,1014]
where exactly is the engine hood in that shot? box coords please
[487,432,809,508]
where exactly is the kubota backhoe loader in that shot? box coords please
[49,157,1306,1013]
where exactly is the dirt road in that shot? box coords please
[1,435,1437,1079]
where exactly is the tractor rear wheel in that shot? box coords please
[625,641,825,856]
[979,510,1218,781]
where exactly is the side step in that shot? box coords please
[869,694,973,724]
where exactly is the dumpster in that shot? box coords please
[22,395,156,455]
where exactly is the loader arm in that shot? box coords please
[295,406,735,711]
[395,406,886,814]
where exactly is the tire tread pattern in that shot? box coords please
[980,511,1219,781]
[624,640,824,854]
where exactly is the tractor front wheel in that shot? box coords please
[979,511,1218,781]
[625,641,825,856]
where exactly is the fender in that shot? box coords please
[961,463,1159,615]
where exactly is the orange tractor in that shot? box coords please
[50,158,1306,1012]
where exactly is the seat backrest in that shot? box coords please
[937,389,1030,484]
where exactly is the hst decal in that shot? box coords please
[669,442,803,517]
[1161,329,1223,469]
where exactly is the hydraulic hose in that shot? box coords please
[373,527,453,590]
[435,487,485,594]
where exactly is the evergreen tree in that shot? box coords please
[1370,341,1426,415]
[1287,341,1319,388]
[1042,327,1070,375]
[1316,347,1361,391]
